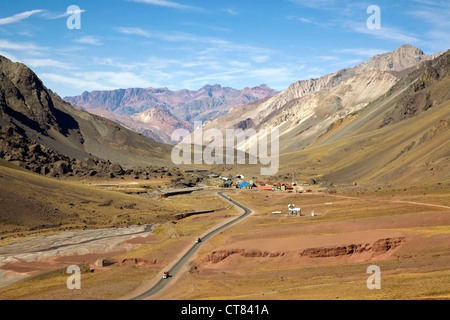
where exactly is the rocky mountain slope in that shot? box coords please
[199,45,443,153]
[0,55,173,168]
[89,105,193,144]
[0,125,201,184]
[302,49,450,186]
[217,49,450,187]
[64,84,277,143]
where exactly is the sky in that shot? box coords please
[0,0,449,97]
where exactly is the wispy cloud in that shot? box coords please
[115,27,152,38]
[222,8,238,15]
[333,48,388,57]
[287,15,333,28]
[128,0,197,10]
[23,58,76,70]
[181,22,232,33]
[115,26,232,46]
[0,39,47,52]
[252,55,270,63]
[0,50,18,61]
[41,9,86,20]
[407,3,450,51]
[288,0,338,9]
[350,22,420,44]
[41,71,155,92]
[0,10,43,25]
[73,36,102,46]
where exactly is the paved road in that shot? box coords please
[131,191,252,300]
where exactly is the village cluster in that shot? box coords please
[207,173,313,193]
[207,174,317,217]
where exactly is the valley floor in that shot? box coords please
[0,169,448,299]
[150,185,450,300]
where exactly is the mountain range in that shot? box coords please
[0,55,172,168]
[1,44,449,188]
[199,44,444,151]
[204,45,450,186]
[64,84,278,143]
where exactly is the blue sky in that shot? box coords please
[0,0,449,97]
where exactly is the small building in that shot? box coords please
[223,179,233,188]
[238,181,256,189]
[288,204,301,216]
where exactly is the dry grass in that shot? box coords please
[1,162,448,300]
[0,183,241,300]
[0,163,190,242]
[153,187,450,300]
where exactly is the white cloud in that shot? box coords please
[40,73,105,91]
[289,0,337,9]
[333,48,388,57]
[252,55,270,63]
[128,0,195,10]
[287,16,333,28]
[0,10,43,25]
[23,58,76,70]
[73,36,102,46]
[41,9,86,20]
[408,6,450,51]
[223,8,238,15]
[115,27,152,38]
[180,69,247,88]
[115,27,224,44]
[0,39,47,52]
[351,22,420,44]
[248,66,304,82]
[0,50,18,61]
[316,56,339,61]
[41,70,156,93]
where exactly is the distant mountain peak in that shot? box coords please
[64,83,278,143]
[357,44,431,73]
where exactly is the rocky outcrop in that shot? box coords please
[0,125,203,184]
[118,258,159,268]
[203,238,405,264]
[204,249,244,263]
[203,249,284,263]
[299,238,405,258]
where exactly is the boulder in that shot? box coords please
[53,160,70,175]
[109,163,123,175]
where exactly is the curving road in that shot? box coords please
[130,191,252,300]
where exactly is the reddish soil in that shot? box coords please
[202,237,406,267]
[2,250,125,277]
